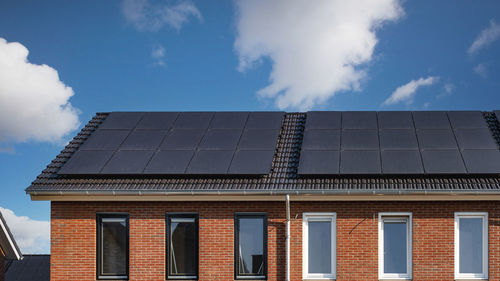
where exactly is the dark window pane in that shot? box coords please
[101,218,127,276]
[238,217,264,275]
[170,218,197,276]
[384,221,407,274]
[308,221,331,274]
[459,218,483,274]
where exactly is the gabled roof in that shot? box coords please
[26,111,500,197]
[5,255,50,281]
[0,211,22,260]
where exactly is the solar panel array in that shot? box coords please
[298,111,500,175]
[58,112,284,175]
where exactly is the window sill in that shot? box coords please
[303,279,336,281]
[455,279,488,281]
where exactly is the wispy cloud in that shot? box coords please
[437,82,455,98]
[473,63,488,78]
[468,20,500,55]
[383,76,439,106]
[0,207,50,254]
[122,0,202,32]
[0,37,79,145]
[151,44,166,66]
[234,0,404,110]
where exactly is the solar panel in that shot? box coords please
[99,112,143,129]
[461,149,500,173]
[173,112,213,129]
[378,111,414,129]
[198,129,242,150]
[421,150,466,174]
[79,130,130,150]
[379,130,418,150]
[136,112,178,130]
[342,111,377,129]
[186,150,234,174]
[160,129,205,150]
[302,130,340,150]
[58,150,114,174]
[238,129,280,150]
[305,111,341,129]
[417,130,458,149]
[381,150,423,174]
[341,130,379,150]
[245,112,284,129]
[120,130,167,150]
[143,150,194,174]
[454,129,498,149]
[298,150,340,174]
[210,112,248,129]
[447,111,488,129]
[228,150,275,174]
[340,150,381,174]
[412,111,450,129]
[101,150,155,174]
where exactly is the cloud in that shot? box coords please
[438,82,455,98]
[151,44,166,66]
[473,63,487,78]
[122,0,202,32]
[468,20,500,55]
[234,0,404,110]
[0,38,80,144]
[383,76,438,106]
[0,207,50,254]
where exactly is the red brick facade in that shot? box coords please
[51,201,500,281]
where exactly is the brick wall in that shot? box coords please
[51,201,500,281]
[0,249,5,281]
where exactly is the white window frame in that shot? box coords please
[378,212,412,280]
[454,212,488,280]
[302,212,336,280]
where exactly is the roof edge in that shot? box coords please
[0,211,22,260]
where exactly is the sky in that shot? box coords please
[0,0,499,254]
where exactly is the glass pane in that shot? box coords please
[238,217,264,275]
[308,221,331,274]
[459,218,483,274]
[102,219,127,275]
[170,220,196,275]
[384,221,407,274]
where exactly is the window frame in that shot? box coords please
[302,212,337,280]
[96,213,130,280]
[234,212,268,280]
[165,213,199,280]
[454,212,488,280]
[378,212,412,280]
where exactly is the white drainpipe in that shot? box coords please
[286,194,291,281]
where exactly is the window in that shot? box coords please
[166,213,198,279]
[378,212,412,279]
[455,212,488,279]
[302,213,336,279]
[97,214,129,280]
[234,213,267,280]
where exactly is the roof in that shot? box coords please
[5,255,50,281]
[0,211,22,260]
[26,111,500,196]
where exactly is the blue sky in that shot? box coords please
[0,0,499,253]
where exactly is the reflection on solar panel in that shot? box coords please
[58,112,284,175]
[299,111,500,175]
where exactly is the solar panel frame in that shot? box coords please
[342,111,378,129]
[100,150,155,174]
[99,112,144,129]
[447,111,488,129]
[453,129,498,150]
[379,130,418,150]
[301,129,340,150]
[381,150,424,174]
[57,150,114,174]
[420,149,467,174]
[209,112,248,129]
[245,112,284,129]
[461,149,500,174]
[119,130,167,150]
[417,130,458,150]
[160,129,205,150]
[143,150,195,174]
[341,130,379,150]
[79,130,130,151]
[173,112,214,129]
[297,150,340,175]
[340,150,381,174]
[378,111,414,129]
[412,111,451,129]
[305,111,341,129]
[135,112,178,130]
[238,129,281,150]
[228,150,275,175]
[198,129,243,150]
[186,150,234,174]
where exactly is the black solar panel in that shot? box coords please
[160,129,205,150]
[136,112,178,130]
[341,130,379,150]
[454,129,498,149]
[245,112,284,129]
[298,150,340,175]
[198,129,242,150]
[447,111,488,129]
[120,130,167,150]
[302,130,340,150]
[378,111,414,129]
[144,150,194,174]
[417,130,458,149]
[186,150,234,174]
[174,112,213,129]
[305,111,341,129]
[421,150,466,174]
[79,130,130,150]
[379,130,418,150]
[99,112,143,129]
[58,150,114,174]
[412,111,450,129]
[238,129,280,150]
[228,150,275,174]
[461,149,500,173]
[210,112,248,129]
[340,150,381,174]
[381,150,423,174]
[342,111,377,129]
[101,150,155,174]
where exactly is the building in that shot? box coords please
[5,255,50,281]
[26,111,500,281]
[0,211,22,281]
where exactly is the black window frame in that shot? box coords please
[96,213,130,280]
[234,212,268,280]
[166,213,199,280]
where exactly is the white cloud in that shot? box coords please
[234,0,404,110]
[383,76,438,106]
[443,82,455,95]
[468,20,500,55]
[0,38,80,144]
[122,0,202,32]
[151,44,166,66]
[473,63,487,78]
[0,207,50,254]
